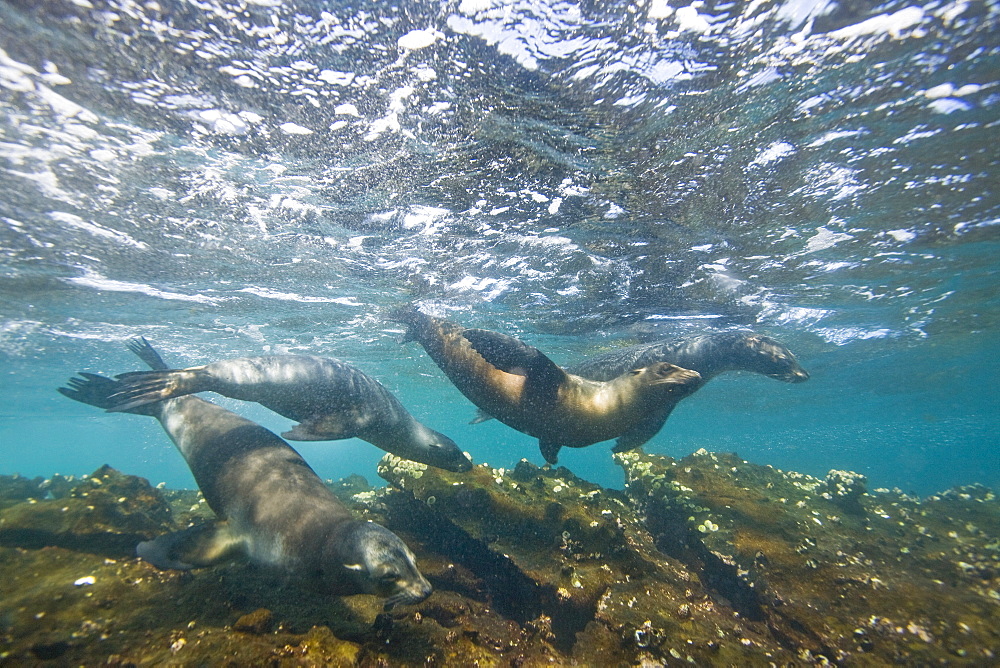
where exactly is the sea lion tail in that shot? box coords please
[58,372,160,416]
[105,368,205,413]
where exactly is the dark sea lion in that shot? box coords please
[567,331,809,383]
[393,309,702,464]
[58,338,432,610]
[103,354,471,472]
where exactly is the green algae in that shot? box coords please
[0,454,997,666]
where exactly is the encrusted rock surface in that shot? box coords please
[0,454,996,666]
[615,448,1000,665]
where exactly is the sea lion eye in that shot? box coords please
[381,571,400,582]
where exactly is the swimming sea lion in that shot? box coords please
[567,331,809,383]
[58,338,432,610]
[471,332,809,441]
[103,354,471,473]
[393,309,702,464]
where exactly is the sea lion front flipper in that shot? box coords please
[137,522,246,570]
[539,439,561,465]
[282,415,361,442]
[612,411,672,454]
[463,328,566,389]
[469,408,495,424]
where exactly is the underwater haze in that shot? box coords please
[1,0,999,498]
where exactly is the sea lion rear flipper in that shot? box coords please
[612,412,672,454]
[106,368,206,412]
[58,373,122,410]
[463,328,567,389]
[282,416,360,442]
[137,522,246,570]
[127,336,170,370]
[469,408,495,424]
[59,373,163,417]
[539,439,561,465]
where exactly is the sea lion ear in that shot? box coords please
[344,563,366,572]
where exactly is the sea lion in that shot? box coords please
[393,309,703,464]
[103,353,471,473]
[567,332,810,383]
[58,338,432,610]
[470,332,809,440]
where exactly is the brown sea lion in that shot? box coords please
[393,309,702,464]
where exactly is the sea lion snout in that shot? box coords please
[336,522,432,608]
[384,574,434,610]
[422,430,474,472]
[748,336,810,383]
[782,367,810,383]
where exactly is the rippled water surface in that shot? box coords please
[1,0,997,494]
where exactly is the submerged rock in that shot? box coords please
[0,465,174,557]
[376,454,798,663]
[616,448,1000,665]
[0,456,996,665]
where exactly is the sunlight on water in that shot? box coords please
[1,0,997,493]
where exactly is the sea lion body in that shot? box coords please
[394,310,702,463]
[59,340,432,609]
[107,355,471,472]
[568,332,809,383]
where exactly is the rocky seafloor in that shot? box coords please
[1,450,997,666]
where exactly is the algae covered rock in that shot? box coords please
[616,448,1000,665]
[376,453,800,664]
[0,465,175,557]
[0,456,996,666]
[0,473,46,510]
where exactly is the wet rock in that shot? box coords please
[0,473,46,510]
[616,448,1000,665]
[0,465,175,557]
[0,459,996,665]
[325,473,372,503]
[233,607,274,635]
[824,468,868,515]
[376,453,797,663]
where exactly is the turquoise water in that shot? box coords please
[1,0,998,498]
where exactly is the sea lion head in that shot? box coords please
[327,521,432,610]
[628,362,703,398]
[742,336,810,383]
[415,427,474,472]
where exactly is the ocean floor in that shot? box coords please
[1,450,997,666]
